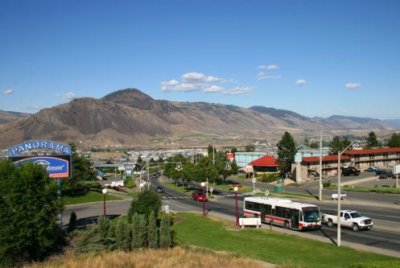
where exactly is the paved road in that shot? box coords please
[63,176,400,258]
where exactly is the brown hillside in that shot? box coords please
[0,88,397,149]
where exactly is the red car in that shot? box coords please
[191,190,207,202]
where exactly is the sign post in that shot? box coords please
[393,165,400,188]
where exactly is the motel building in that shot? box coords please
[295,147,400,181]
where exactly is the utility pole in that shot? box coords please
[319,129,323,201]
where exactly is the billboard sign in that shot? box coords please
[7,140,72,179]
[14,156,70,178]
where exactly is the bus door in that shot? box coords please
[291,209,300,229]
[260,204,267,223]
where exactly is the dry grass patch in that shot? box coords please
[26,247,275,268]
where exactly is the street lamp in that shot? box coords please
[102,188,108,217]
[337,142,353,247]
[201,182,207,216]
[233,186,239,226]
[319,129,323,201]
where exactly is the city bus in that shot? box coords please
[243,197,321,231]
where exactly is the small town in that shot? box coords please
[1,1,400,267]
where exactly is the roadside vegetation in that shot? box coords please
[342,184,400,194]
[27,247,272,268]
[324,181,400,194]
[28,212,399,268]
[173,213,399,268]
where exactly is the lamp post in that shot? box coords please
[234,186,239,226]
[102,188,108,217]
[319,129,323,201]
[201,181,207,216]
[337,142,353,247]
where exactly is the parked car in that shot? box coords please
[342,166,360,176]
[378,169,395,179]
[156,186,165,193]
[191,190,207,202]
[365,166,379,173]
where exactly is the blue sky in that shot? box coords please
[1,0,399,119]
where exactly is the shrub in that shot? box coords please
[147,211,159,248]
[159,213,172,248]
[323,180,331,188]
[128,190,161,223]
[115,220,131,251]
[0,160,64,266]
[68,212,77,232]
[131,214,147,248]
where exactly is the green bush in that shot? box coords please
[68,212,77,232]
[159,213,172,248]
[323,180,331,188]
[147,211,159,248]
[258,172,280,183]
[131,213,147,248]
[0,160,64,266]
[128,190,161,223]
[125,177,135,188]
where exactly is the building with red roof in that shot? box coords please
[249,155,278,172]
[295,147,400,181]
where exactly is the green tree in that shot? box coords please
[245,144,255,152]
[329,136,352,154]
[63,144,98,194]
[0,160,63,265]
[147,211,159,248]
[159,213,172,248]
[115,219,131,251]
[131,213,147,248]
[230,147,238,154]
[128,190,161,223]
[276,132,297,178]
[366,131,380,148]
[387,133,400,147]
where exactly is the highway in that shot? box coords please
[63,175,400,258]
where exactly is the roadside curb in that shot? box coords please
[202,210,400,259]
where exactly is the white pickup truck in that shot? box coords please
[322,210,373,232]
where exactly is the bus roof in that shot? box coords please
[244,196,319,210]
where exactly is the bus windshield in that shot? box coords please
[302,207,320,223]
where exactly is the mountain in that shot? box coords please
[0,110,30,125]
[0,88,398,149]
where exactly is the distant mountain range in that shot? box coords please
[0,88,398,149]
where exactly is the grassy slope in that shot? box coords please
[173,213,399,268]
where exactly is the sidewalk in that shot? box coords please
[204,209,400,259]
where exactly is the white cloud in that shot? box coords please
[257,72,282,80]
[161,79,179,91]
[182,72,222,83]
[222,87,252,95]
[296,79,307,86]
[258,64,279,70]
[203,85,224,93]
[59,92,76,100]
[161,71,252,96]
[345,83,361,89]
[3,88,14,95]
[176,83,198,92]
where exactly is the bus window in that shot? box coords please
[302,207,320,223]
